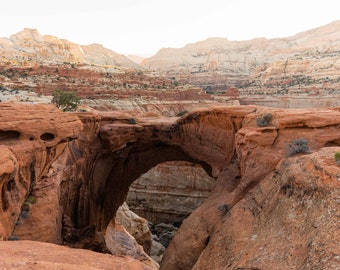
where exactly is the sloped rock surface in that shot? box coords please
[0,240,157,270]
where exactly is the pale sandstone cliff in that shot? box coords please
[1,28,139,68]
[0,103,339,269]
[142,21,340,107]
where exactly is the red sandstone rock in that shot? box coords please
[170,147,340,270]
[1,104,340,270]
[0,240,156,270]
[0,103,82,241]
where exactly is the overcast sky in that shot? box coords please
[0,0,339,56]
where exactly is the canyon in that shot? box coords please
[0,21,340,269]
[0,103,339,269]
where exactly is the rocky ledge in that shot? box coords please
[0,103,339,269]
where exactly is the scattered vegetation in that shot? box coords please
[176,110,189,117]
[128,118,137,125]
[287,138,309,156]
[334,152,340,165]
[256,113,272,127]
[217,204,229,217]
[8,235,19,241]
[25,195,36,205]
[52,90,81,112]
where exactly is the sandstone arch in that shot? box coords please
[90,108,240,231]
[2,104,340,270]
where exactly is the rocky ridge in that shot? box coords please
[142,20,340,107]
[1,28,138,68]
[0,103,339,269]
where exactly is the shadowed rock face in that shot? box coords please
[0,104,339,269]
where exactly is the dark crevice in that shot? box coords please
[1,182,9,211]
[0,130,20,142]
[40,132,55,141]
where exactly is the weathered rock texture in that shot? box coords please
[116,202,152,254]
[0,240,156,270]
[0,103,82,242]
[142,21,340,107]
[127,161,215,224]
[0,103,339,269]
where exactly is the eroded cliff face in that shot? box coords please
[142,21,340,107]
[0,103,82,241]
[127,161,215,225]
[0,104,339,269]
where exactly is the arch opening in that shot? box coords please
[127,160,215,225]
[125,160,215,259]
[95,141,213,231]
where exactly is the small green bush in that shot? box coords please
[177,110,189,117]
[25,196,36,204]
[287,138,309,156]
[256,113,272,127]
[8,235,19,241]
[334,152,340,165]
[128,118,136,125]
[52,90,81,112]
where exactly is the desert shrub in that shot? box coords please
[334,152,340,165]
[287,138,309,156]
[176,110,189,117]
[8,235,19,241]
[128,118,136,124]
[52,90,81,112]
[256,113,272,127]
[217,204,229,216]
[25,195,36,204]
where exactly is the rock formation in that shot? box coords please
[127,161,215,224]
[0,103,339,269]
[142,21,340,107]
[1,28,139,68]
[0,240,156,270]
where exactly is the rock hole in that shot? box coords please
[324,141,339,147]
[40,132,55,141]
[261,129,274,134]
[0,130,21,142]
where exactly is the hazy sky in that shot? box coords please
[0,0,339,56]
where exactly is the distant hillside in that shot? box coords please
[141,20,340,96]
[0,28,140,68]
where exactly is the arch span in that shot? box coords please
[88,108,248,232]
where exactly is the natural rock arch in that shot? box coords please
[3,104,339,270]
[88,108,239,231]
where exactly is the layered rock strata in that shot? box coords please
[127,161,215,225]
[142,21,340,107]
